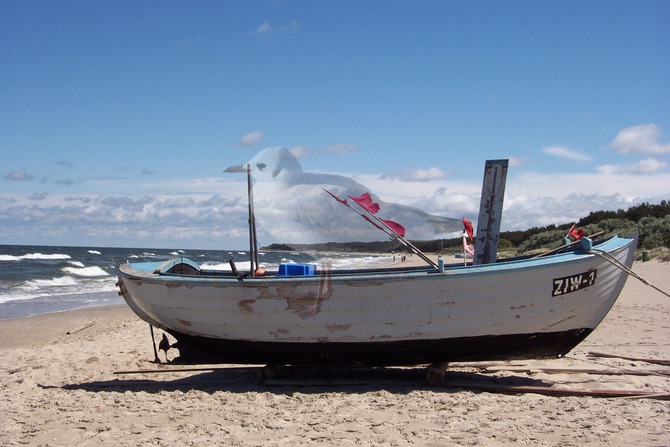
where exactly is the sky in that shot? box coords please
[1,0,669,249]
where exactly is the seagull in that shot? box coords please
[226,146,461,244]
[158,333,171,363]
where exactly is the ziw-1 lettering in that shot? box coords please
[552,269,597,297]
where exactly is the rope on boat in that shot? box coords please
[590,248,670,299]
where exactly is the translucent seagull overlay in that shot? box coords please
[227,147,462,244]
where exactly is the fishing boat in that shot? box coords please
[116,159,638,367]
[117,234,636,366]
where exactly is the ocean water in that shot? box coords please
[0,244,393,320]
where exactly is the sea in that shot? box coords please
[0,244,393,320]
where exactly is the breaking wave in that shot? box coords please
[0,253,72,261]
[62,266,110,277]
[27,276,78,288]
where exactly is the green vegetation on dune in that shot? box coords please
[263,201,670,259]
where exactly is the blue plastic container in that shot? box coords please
[276,263,316,277]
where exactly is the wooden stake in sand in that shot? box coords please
[587,351,670,367]
[149,325,161,364]
[482,366,670,376]
[66,321,96,335]
[440,382,670,400]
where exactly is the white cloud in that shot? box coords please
[4,168,34,181]
[239,131,263,147]
[597,157,667,176]
[29,192,48,200]
[0,192,251,249]
[2,154,669,248]
[405,167,448,182]
[543,146,592,162]
[507,157,524,168]
[379,167,448,183]
[502,192,638,230]
[509,170,670,201]
[354,168,670,233]
[610,123,670,154]
[253,21,273,35]
[252,20,298,36]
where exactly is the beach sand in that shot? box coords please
[1,259,668,446]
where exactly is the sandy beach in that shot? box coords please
[1,259,668,446]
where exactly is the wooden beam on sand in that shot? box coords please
[114,366,255,375]
[481,367,670,377]
[263,377,669,400]
[587,351,670,366]
[442,382,670,400]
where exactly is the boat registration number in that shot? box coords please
[552,269,597,297]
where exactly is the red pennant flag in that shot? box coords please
[462,217,474,242]
[349,192,380,214]
[568,224,584,240]
[381,219,406,237]
[360,215,384,232]
[324,189,348,205]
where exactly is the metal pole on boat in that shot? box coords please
[323,189,438,268]
[462,236,468,266]
[367,213,438,268]
[224,163,259,275]
[246,164,259,276]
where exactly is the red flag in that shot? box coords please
[349,192,380,214]
[323,189,348,205]
[381,219,406,237]
[568,224,584,240]
[362,215,385,232]
[462,217,474,242]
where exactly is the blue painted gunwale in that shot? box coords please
[122,235,633,287]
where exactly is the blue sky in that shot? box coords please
[1,1,669,249]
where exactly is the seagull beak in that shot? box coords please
[224,164,247,173]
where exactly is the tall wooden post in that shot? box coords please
[474,159,509,265]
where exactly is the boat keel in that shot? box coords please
[163,327,593,367]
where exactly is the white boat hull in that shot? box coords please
[117,235,636,365]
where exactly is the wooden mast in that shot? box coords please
[473,159,509,265]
